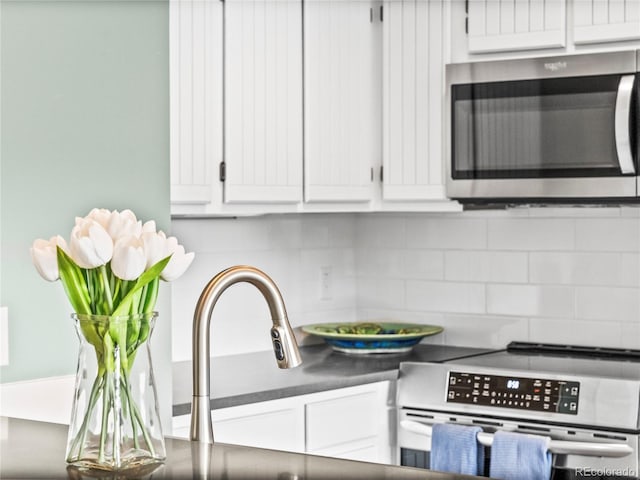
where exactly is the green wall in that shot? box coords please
[0,0,171,399]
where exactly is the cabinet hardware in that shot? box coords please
[219,161,226,182]
[465,17,468,34]
[380,166,384,183]
[465,0,468,14]
[370,7,373,23]
[380,5,383,22]
[370,167,374,182]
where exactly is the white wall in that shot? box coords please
[171,207,640,361]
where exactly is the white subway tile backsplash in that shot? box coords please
[356,308,446,328]
[487,284,574,318]
[575,218,640,252]
[356,214,406,248]
[620,322,640,349]
[488,219,574,251]
[355,249,404,278]
[575,287,640,323]
[267,216,303,249]
[405,281,485,314]
[529,252,626,286]
[299,218,330,249]
[400,250,445,280]
[430,314,529,349]
[355,248,445,281]
[172,207,640,360]
[445,251,527,283]
[528,252,573,284]
[325,214,357,248]
[356,277,406,310]
[619,254,640,287]
[172,218,268,253]
[527,206,621,218]
[529,318,623,349]
[406,218,487,249]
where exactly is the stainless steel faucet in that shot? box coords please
[190,265,302,444]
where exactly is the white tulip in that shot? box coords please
[142,230,168,269]
[161,236,195,282]
[69,218,114,269]
[142,220,157,234]
[105,209,142,241]
[85,208,112,230]
[111,235,146,281]
[30,235,68,282]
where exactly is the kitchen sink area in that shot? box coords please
[2,0,640,479]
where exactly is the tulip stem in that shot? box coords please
[67,370,104,460]
[100,265,114,313]
[98,372,110,464]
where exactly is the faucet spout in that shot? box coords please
[190,265,302,444]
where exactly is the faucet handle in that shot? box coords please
[271,327,285,361]
[270,324,302,369]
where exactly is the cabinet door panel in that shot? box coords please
[306,391,379,451]
[213,408,302,452]
[382,0,445,201]
[170,0,222,205]
[304,1,381,203]
[574,0,640,44]
[224,0,303,204]
[467,0,566,53]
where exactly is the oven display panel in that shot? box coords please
[447,371,580,415]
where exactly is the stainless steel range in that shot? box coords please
[397,342,640,479]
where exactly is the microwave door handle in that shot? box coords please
[615,74,636,174]
[399,420,633,458]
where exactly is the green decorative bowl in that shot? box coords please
[302,322,443,354]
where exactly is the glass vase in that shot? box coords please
[65,312,166,472]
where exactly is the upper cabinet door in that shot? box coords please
[467,0,566,53]
[170,0,222,206]
[224,0,303,204]
[304,1,382,203]
[574,0,640,44]
[382,0,445,202]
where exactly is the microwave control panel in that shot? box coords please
[446,371,580,415]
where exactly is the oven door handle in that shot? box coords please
[400,420,634,458]
[614,74,636,175]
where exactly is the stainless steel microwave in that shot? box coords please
[446,51,639,204]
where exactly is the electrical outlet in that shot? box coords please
[0,307,8,366]
[320,266,332,301]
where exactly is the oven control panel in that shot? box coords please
[447,371,580,415]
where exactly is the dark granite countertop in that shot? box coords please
[172,343,494,416]
[0,417,481,479]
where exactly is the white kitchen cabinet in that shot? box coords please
[169,0,222,207]
[172,395,305,453]
[573,0,640,44]
[224,0,303,204]
[170,0,458,214]
[303,1,382,203]
[466,0,566,53]
[169,0,302,213]
[171,381,392,463]
[305,381,392,464]
[382,0,446,202]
